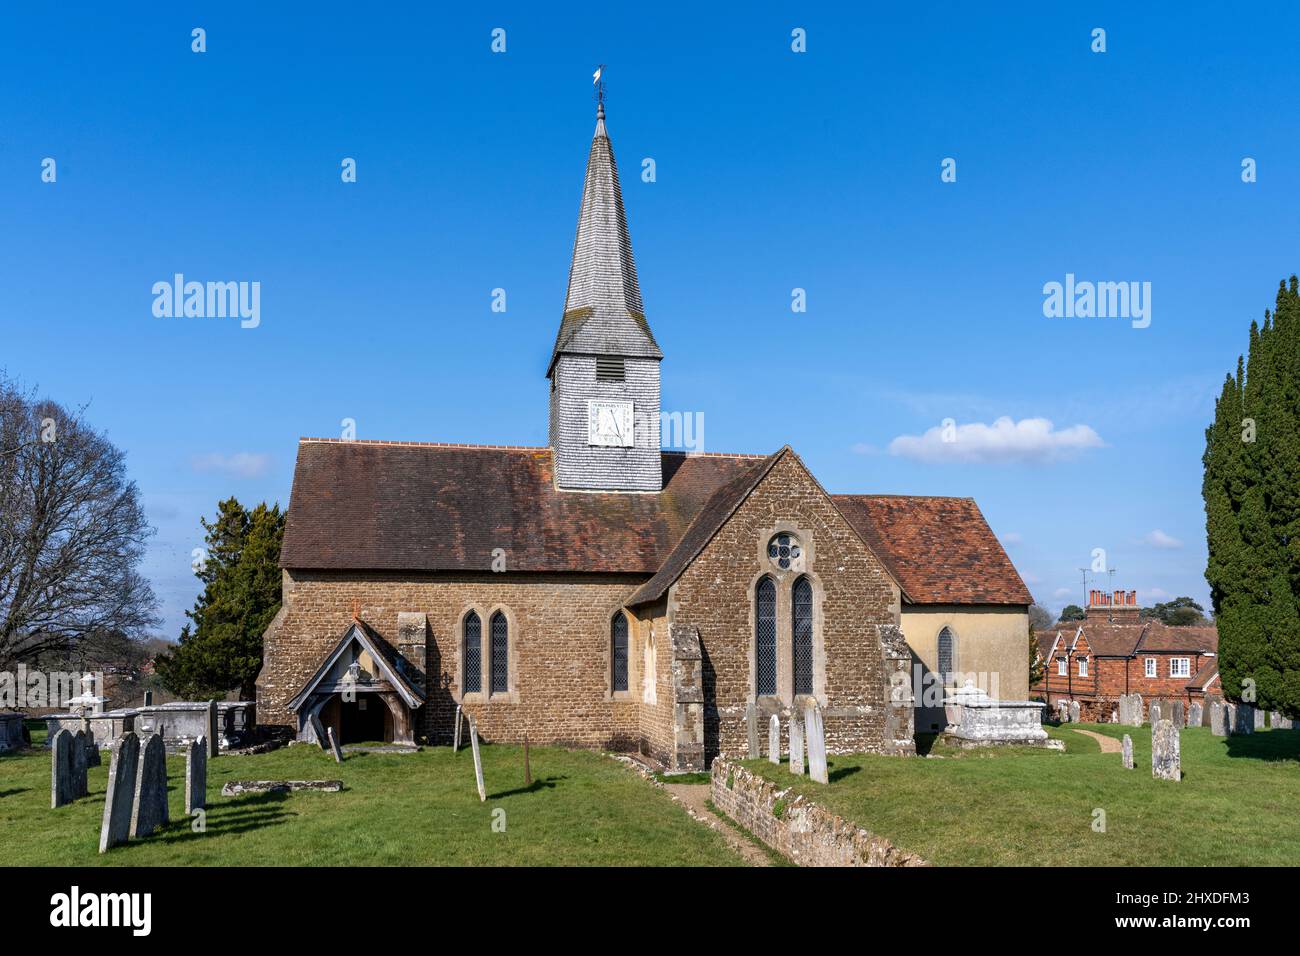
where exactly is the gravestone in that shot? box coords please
[1151,719,1180,782]
[206,700,219,757]
[84,726,101,768]
[1111,708,1118,723]
[1149,701,1162,725]
[71,730,89,799]
[130,734,169,838]
[1069,700,1080,723]
[1232,703,1255,735]
[805,704,828,784]
[1254,707,1266,731]
[1272,712,1293,730]
[308,713,329,752]
[1121,734,1134,769]
[185,736,207,814]
[467,716,485,802]
[1188,702,1203,728]
[1210,700,1227,736]
[1169,700,1185,728]
[50,730,74,808]
[789,718,805,776]
[326,726,343,764]
[768,714,780,764]
[453,705,463,752]
[1117,694,1133,726]
[143,690,154,707]
[746,703,759,759]
[99,733,140,852]
[1057,700,1069,722]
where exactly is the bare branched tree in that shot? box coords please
[0,374,159,668]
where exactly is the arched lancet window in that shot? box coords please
[463,611,482,694]
[756,577,777,696]
[937,626,955,683]
[490,611,509,694]
[792,576,814,696]
[611,612,629,693]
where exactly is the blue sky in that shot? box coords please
[3,2,1295,640]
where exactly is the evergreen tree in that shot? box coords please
[155,498,284,700]
[1204,278,1300,716]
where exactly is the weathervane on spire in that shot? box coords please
[593,63,606,105]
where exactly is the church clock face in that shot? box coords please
[588,400,634,447]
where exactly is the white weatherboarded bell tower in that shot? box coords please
[547,100,663,492]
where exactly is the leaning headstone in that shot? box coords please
[1069,700,1080,723]
[99,733,140,852]
[71,730,89,799]
[467,716,485,802]
[1272,712,1293,730]
[50,730,74,808]
[745,703,759,759]
[453,705,463,752]
[788,718,805,776]
[308,713,329,752]
[326,726,343,764]
[805,704,828,784]
[1169,700,1185,728]
[1151,719,1180,782]
[130,734,169,838]
[1254,707,1266,731]
[1188,702,1203,728]
[1121,734,1134,769]
[185,737,207,814]
[1210,700,1227,736]
[768,714,780,764]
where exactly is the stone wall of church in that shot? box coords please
[665,453,903,764]
[256,570,651,750]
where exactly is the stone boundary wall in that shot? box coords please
[709,758,925,867]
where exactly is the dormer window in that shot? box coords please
[596,356,625,382]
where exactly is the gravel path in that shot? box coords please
[1070,728,1122,753]
[662,783,773,867]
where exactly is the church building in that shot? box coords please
[255,103,1033,771]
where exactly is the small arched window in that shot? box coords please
[937,626,955,682]
[792,576,814,696]
[756,577,777,696]
[490,611,509,694]
[611,612,629,693]
[463,611,482,694]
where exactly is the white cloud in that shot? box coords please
[1142,529,1183,549]
[887,417,1104,464]
[190,452,272,479]
[1145,587,1170,600]
[1053,587,1074,598]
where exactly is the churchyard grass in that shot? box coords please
[743,723,1300,866]
[1,725,743,866]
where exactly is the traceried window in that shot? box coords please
[611,612,629,693]
[1169,657,1190,679]
[938,627,955,682]
[792,576,814,695]
[463,612,482,694]
[1145,658,1157,678]
[767,533,803,571]
[755,577,777,696]
[490,611,509,694]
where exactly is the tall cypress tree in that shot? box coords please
[1204,278,1300,716]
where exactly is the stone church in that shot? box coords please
[255,103,1032,771]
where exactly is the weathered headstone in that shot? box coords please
[768,714,780,764]
[1272,712,1293,730]
[1253,706,1266,731]
[1149,700,1162,725]
[805,704,828,784]
[788,717,805,776]
[71,730,89,798]
[1210,700,1227,736]
[206,699,219,757]
[1188,702,1203,728]
[453,704,463,752]
[1057,700,1069,722]
[1232,703,1255,735]
[1151,719,1180,782]
[467,716,485,802]
[185,736,207,814]
[50,730,74,808]
[84,726,101,768]
[326,726,343,764]
[1069,700,1080,723]
[99,733,140,852]
[1169,700,1185,728]
[308,712,329,751]
[745,702,759,759]
[1121,733,1134,769]
[1111,708,1118,723]
[130,733,169,837]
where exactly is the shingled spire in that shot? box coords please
[548,99,663,493]
[548,102,662,376]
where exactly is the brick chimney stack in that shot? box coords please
[1087,586,1140,622]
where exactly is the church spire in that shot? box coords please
[548,100,662,377]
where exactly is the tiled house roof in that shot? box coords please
[832,495,1033,605]
[1137,622,1218,654]
[549,103,661,376]
[1188,658,1220,690]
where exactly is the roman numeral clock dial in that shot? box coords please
[587,400,634,447]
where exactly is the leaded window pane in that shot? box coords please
[490,612,509,694]
[756,577,777,696]
[463,612,482,694]
[612,613,629,693]
[938,627,954,681]
[792,576,814,695]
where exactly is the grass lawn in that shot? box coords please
[743,723,1300,866]
[1,726,744,866]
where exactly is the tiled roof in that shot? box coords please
[1044,620,1220,658]
[1078,623,1144,657]
[1137,622,1218,654]
[1188,658,1219,690]
[549,103,661,375]
[832,495,1032,606]
[280,441,760,573]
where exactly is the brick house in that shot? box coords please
[255,102,1032,770]
[1033,589,1219,721]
